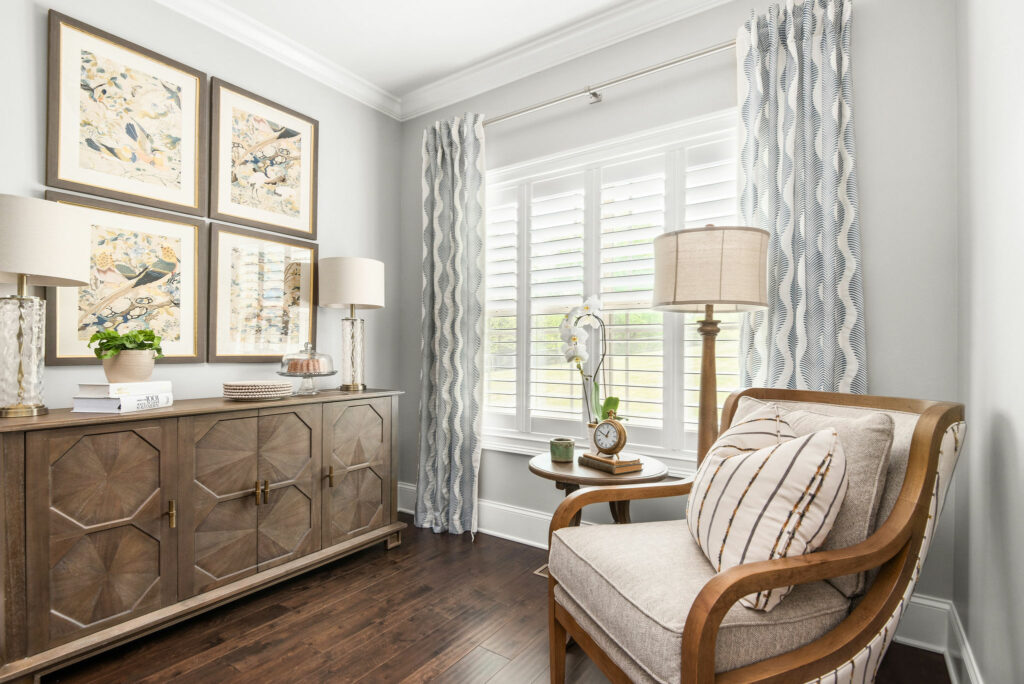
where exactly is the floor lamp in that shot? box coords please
[0,195,90,417]
[652,225,770,462]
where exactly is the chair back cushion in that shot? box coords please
[732,397,894,596]
[687,407,849,610]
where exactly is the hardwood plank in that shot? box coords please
[437,645,509,683]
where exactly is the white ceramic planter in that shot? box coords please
[102,349,155,383]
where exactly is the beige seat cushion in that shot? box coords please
[549,520,850,683]
[733,397,894,596]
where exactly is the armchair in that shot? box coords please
[547,388,965,683]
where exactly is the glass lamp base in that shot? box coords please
[339,317,366,391]
[0,296,47,417]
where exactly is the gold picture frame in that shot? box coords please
[45,191,209,365]
[209,79,319,239]
[208,223,318,363]
[46,11,209,216]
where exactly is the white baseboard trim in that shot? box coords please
[397,481,981,684]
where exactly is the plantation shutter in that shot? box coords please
[681,136,742,428]
[599,156,666,428]
[483,187,518,415]
[529,174,586,423]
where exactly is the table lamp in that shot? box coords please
[652,225,769,461]
[0,194,90,417]
[318,256,384,391]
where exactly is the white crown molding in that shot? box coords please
[397,0,734,121]
[151,0,402,119]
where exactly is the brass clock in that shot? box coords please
[593,413,628,456]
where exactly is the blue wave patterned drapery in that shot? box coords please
[737,0,867,393]
[415,114,485,535]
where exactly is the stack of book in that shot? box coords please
[72,380,173,413]
[578,452,643,474]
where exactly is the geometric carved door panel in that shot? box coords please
[25,419,178,652]
[179,406,321,596]
[178,411,259,598]
[257,404,321,571]
[322,399,391,547]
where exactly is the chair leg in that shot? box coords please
[549,578,567,684]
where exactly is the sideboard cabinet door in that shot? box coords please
[25,419,178,652]
[322,398,392,547]
[178,411,260,598]
[256,404,322,571]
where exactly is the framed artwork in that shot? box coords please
[209,223,317,363]
[46,11,209,216]
[45,191,209,365]
[210,78,319,240]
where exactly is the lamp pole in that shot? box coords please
[696,303,721,463]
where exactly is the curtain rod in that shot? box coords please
[483,39,737,128]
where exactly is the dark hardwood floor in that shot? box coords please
[44,514,949,683]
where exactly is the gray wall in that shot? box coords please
[954,0,1024,681]
[397,0,960,599]
[0,0,403,403]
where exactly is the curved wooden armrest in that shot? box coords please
[548,479,693,542]
[679,496,919,683]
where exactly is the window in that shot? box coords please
[483,111,742,463]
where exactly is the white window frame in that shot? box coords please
[482,110,739,475]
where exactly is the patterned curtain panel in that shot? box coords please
[415,114,486,535]
[737,0,867,393]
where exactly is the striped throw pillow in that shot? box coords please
[688,427,849,611]
[686,404,797,541]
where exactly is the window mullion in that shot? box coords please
[662,149,682,451]
[516,182,531,434]
[583,166,602,426]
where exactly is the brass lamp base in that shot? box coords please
[0,404,48,417]
[339,383,366,392]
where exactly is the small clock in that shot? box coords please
[593,414,628,456]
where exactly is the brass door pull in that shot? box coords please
[327,466,335,488]
[262,480,270,504]
[254,480,261,506]
[168,500,177,529]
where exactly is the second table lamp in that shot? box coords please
[318,256,385,391]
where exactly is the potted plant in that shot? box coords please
[88,330,164,383]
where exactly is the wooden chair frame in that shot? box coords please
[547,388,964,684]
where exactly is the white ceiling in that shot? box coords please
[154,0,730,120]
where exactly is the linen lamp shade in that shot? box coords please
[318,256,385,309]
[652,224,770,461]
[652,225,769,312]
[0,194,90,286]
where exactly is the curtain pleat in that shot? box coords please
[738,0,867,393]
[415,114,485,535]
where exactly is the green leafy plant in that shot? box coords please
[88,330,164,360]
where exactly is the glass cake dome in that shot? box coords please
[278,342,336,395]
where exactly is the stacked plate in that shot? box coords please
[223,380,294,401]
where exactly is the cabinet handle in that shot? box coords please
[328,466,335,488]
[262,480,270,504]
[168,499,177,529]
[254,480,261,506]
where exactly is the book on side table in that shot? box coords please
[578,452,643,474]
[77,380,172,397]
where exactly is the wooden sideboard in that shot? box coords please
[0,390,404,682]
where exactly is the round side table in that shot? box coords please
[528,452,669,526]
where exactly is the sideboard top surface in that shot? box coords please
[0,389,403,433]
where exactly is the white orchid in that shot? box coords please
[577,296,603,328]
[562,341,589,364]
[558,321,589,345]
